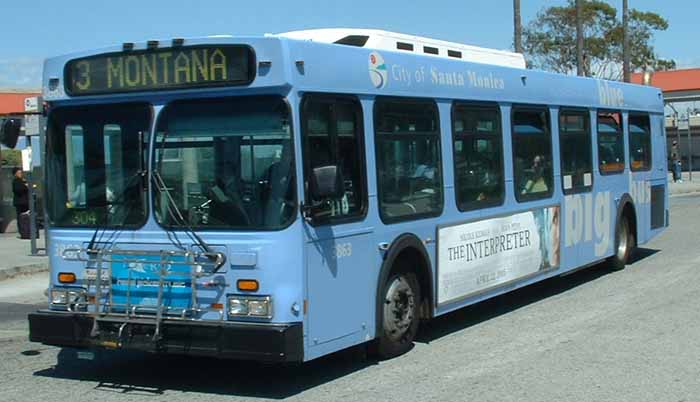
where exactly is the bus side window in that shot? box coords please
[597,111,625,174]
[374,98,443,222]
[302,95,367,223]
[559,110,593,194]
[452,103,504,211]
[629,113,652,172]
[512,107,553,202]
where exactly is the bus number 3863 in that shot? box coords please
[333,243,353,258]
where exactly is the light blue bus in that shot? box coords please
[29,29,668,362]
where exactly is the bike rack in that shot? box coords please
[62,248,226,343]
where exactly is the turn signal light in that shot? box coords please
[58,272,76,284]
[211,303,224,310]
[237,279,259,292]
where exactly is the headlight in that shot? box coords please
[229,298,249,316]
[51,291,67,305]
[227,295,272,319]
[248,300,269,316]
[50,288,86,308]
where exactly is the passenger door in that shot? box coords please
[301,95,373,347]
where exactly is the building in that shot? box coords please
[0,89,40,233]
[631,69,700,171]
[0,89,40,115]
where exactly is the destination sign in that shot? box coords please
[65,45,254,95]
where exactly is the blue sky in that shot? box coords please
[1,0,698,89]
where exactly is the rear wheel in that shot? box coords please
[610,215,635,271]
[374,271,421,359]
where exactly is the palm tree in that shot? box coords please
[514,0,523,53]
[576,0,584,76]
[623,0,630,81]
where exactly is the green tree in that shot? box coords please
[653,58,676,71]
[523,0,674,79]
[615,9,673,73]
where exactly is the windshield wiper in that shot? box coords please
[151,133,224,270]
[151,170,228,270]
[151,170,196,233]
[86,130,149,253]
[86,169,146,253]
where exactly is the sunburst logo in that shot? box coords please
[369,51,388,89]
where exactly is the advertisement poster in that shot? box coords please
[437,206,560,305]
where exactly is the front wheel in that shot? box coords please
[374,271,421,359]
[609,215,635,271]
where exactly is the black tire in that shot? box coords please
[374,270,421,359]
[609,215,635,271]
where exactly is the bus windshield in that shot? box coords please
[153,96,296,230]
[46,103,150,227]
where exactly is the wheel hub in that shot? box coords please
[383,276,415,342]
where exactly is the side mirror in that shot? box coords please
[0,118,21,149]
[309,165,344,201]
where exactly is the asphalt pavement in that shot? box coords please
[0,194,698,402]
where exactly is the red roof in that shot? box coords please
[631,69,700,93]
[0,92,41,115]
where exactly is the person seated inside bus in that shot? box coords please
[457,160,497,202]
[521,155,548,195]
[474,157,500,201]
[208,179,250,227]
[66,171,115,209]
[378,153,403,203]
[599,145,623,172]
[67,181,86,208]
[208,154,250,226]
[412,162,436,181]
[410,156,437,195]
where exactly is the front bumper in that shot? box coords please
[28,311,303,362]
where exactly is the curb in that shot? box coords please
[0,263,49,282]
[670,190,700,198]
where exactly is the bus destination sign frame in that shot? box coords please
[64,45,256,96]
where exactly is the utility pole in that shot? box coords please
[576,0,585,76]
[688,108,694,181]
[23,97,46,255]
[514,0,523,53]
[669,103,682,175]
[622,0,631,82]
